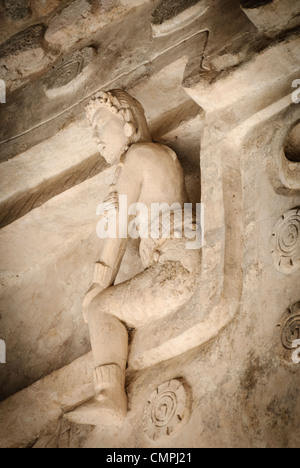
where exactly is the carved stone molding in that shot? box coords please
[151,0,209,37]
[143,380,190,440]
[240,0,273,8]
[240,0,300,37]
[276,302,300,364]
[279,118,300,192]
[245,99,300,193]
[0,0,259,161]
[284,122,300,164]
[272,208,300,274]
[46,60,84,91]
[44,47,95,95]
[281,310,300,350]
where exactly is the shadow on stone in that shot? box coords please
[240,0,273,8]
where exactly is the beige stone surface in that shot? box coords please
[30,0,64,18]
[184,35,300,119]
[0,167,115,400]
[44,0,131,51]
[120,0,149,6]
[0,353,94,449]
[0,120,101,228]
[0,103,202,400]
[241,0,300,37]
[0,0,255,161]
[0,56,201,228]
[284,122,300,164]
[63,88,201,426]
[0,0,299,450]
[151,1,209,37]
[0,25,52,92]
[74,84,300,445]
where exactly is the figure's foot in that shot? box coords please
[64,387,127,427]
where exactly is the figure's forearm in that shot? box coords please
[92,160,142,289]
[82,236,128,315]
[94,238,128,288]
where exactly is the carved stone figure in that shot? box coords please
[66,90,200,426]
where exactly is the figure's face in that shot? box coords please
[92,108,128,165]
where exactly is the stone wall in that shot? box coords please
[0,0,299,448]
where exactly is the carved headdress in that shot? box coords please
[86,90,152,143]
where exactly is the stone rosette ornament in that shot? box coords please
[272,207,300,274]
[143,379,190,440]
[276,302,300,365]
[44,47,95,92]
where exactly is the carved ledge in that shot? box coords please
[240,0,273,8]
[182,35,300,124]
[44,47,96,98]
[151,0,210,37]
[240,0,300,37]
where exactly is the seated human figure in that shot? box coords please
[66,90,200,426]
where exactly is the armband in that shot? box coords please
[93,262,111,285]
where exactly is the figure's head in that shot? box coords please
[86,89,152,165]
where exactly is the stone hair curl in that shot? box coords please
[86,89,152,143]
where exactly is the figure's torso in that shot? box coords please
[116,142,189,210]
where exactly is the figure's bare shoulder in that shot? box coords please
[125,143,182,173]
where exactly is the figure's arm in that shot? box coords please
[83,191,129,310]
[93,238,128,288]
[83,155,142,311]
[82,246,128,320]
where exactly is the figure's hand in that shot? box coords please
[82,283,104,323]
[97,192,119,220]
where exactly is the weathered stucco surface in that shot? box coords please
[0,0,299,449]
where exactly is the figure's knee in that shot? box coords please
[85,286,116,324]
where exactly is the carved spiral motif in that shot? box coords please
[272,208,300,274]
[151,391,177,427]
[46,59,84,90]
[281,313,300,350]
[44,47,94,92]
[276,302,300,364]
[143,380,189,440]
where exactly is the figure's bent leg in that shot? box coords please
[88,311,128,371]
[65,310,128,427]
[89,311,128,417]
[66,258,199,427]
[105,261,198,329]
